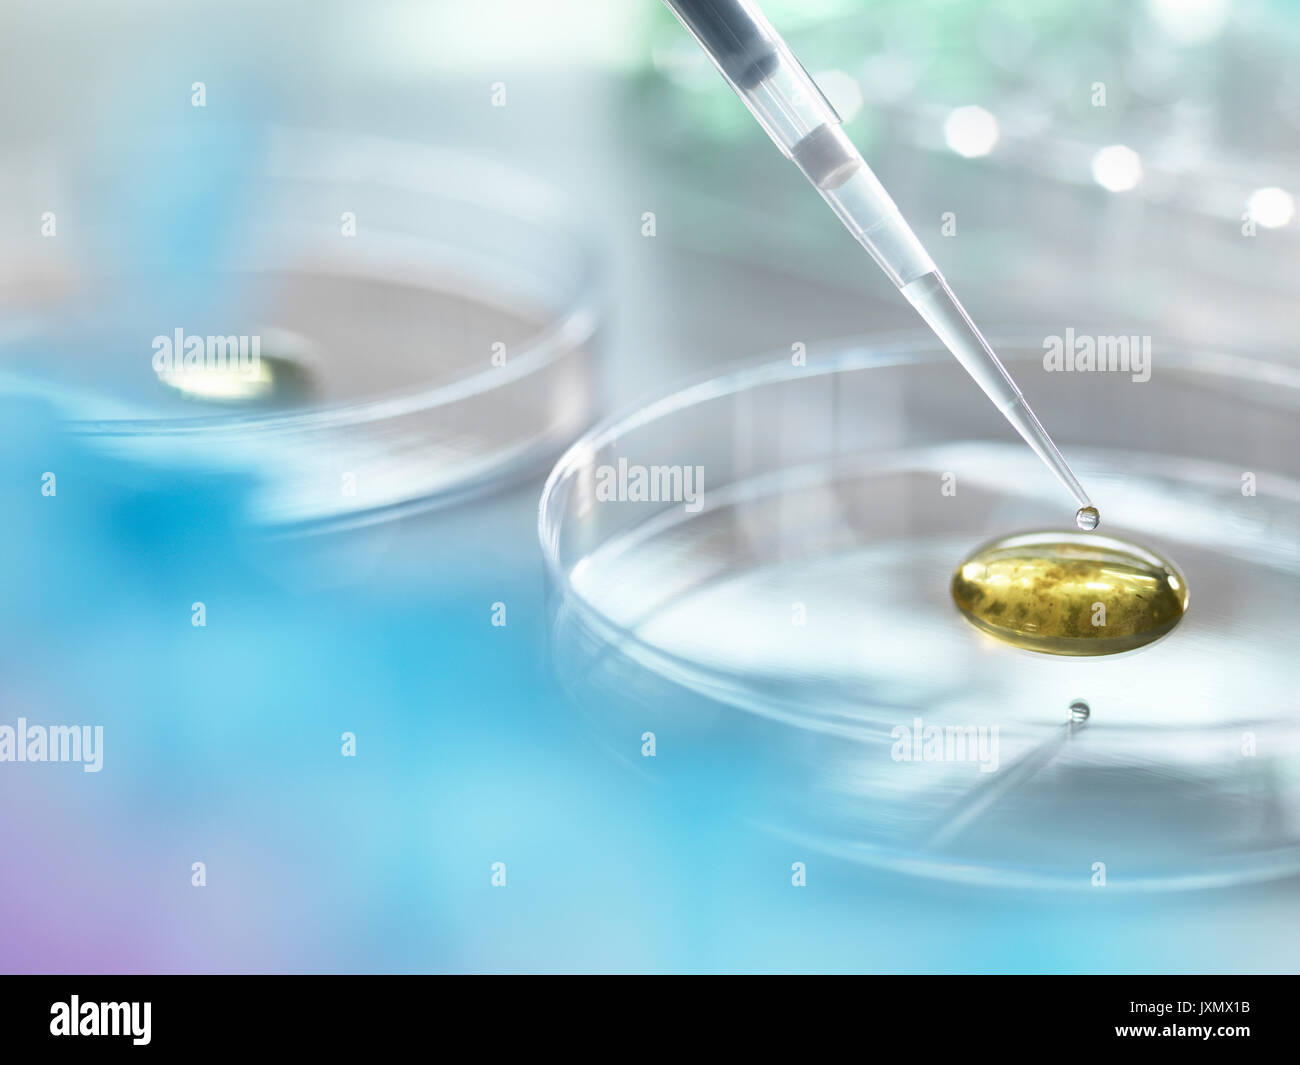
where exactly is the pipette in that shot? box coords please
[663,0,1100,530]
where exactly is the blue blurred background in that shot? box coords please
[1,0,1298,972]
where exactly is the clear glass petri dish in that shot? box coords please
[540,334,1300,891]
[0,125,600,530]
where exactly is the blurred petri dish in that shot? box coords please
[0,125,600,530]
[540,334,1300,891]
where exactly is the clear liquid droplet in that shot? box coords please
[1075,505,1100,531]
[1069,699,1091,723]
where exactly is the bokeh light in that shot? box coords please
[1091,144,1144,192]
[943,105,999,159]
[815,69,864,123]
[1147,0,1233,47]
[1247,186,1295,228]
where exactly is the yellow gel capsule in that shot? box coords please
[951,530,1188,656]
[156,328,319,407]
[157,354,315,406]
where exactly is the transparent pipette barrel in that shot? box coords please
[662,0,1095,512]
[662,0,935,284]
[899,273,1093,511]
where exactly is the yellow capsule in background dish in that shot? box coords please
[951,530,1188,656]
[155,327,319,407]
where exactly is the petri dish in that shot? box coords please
[0,125,600,530]
[540,334,1300,890]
